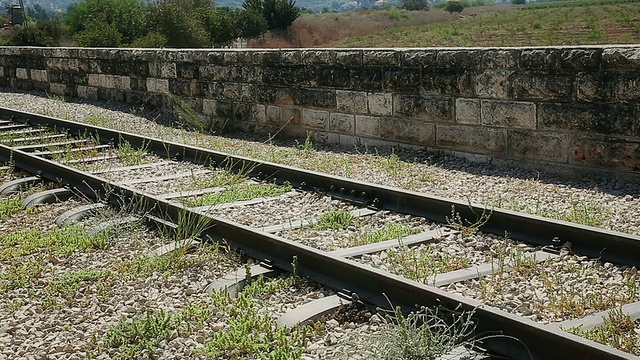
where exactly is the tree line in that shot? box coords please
[2,0,300,48]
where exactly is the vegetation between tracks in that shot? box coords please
[566,307,640,356]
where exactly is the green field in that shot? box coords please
[332,2,640,47]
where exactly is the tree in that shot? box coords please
[27,3,52,21]
[144,0,214,48]
[65,0,145,45]
[402,0,428,11]
[443,0,464,13]
[242,0,300,30]
[511,0,526,4]
[234,8,268,39]
[74,19,123,47]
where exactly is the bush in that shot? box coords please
[443,0,465,12]
[235,8,268,38]
[128,31,167,48]
[6,20,67,46]
[511,0,526,4]
[402,0,429,11]
[65,0,145,45]
[74,20,123,47]
[243,0,300,30]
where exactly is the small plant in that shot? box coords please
[0,197,22,220]
[104,309,182,359]
[117,137,149,166]
[369,301,477,359]
[446,204,492,237]
[181,183,292,207]
[566,308,640,356]
[294,131,314,155]
[343,223,420,247]
[313,210,354,230]
[386,243,471,284]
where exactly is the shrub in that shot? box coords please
[444,0,465,12]
[128,31,167,48]
[74,20,123,47]
[7,20,68,46]
[243,0,300,30]
[511,0,526,4]
[402,0,429,11]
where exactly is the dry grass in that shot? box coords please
[248,5,518,48]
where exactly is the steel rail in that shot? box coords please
[0,144,636,360]
[3,106,639,268]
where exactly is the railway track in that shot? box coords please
[1,106,639,359]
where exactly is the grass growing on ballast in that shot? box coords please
[181,183,293,207]
[0,197,22,220]
[566,307,640,356]
[341,223,420,248]
[385,243,472,284]
[313,210,354,230]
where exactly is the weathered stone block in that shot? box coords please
[559,48,601,70]
[482,100,536,129]
[49,83,66,95]
[355,115,380,137]
[423,71,473,96]
[302,109,329,130]
[280,106,302,126]
[146,78,169,94]
[149,62,176,78]
[30,69,47,82]
[16,68,27,79]
[474,70,513,99]
[393,95,452,122]
[384,68,421,92]
[222,82,243,100]
[177,63,198,78]
[455,98,481,125]
[253,104,266,123]
[266,105,279,125]
[335,50,362,66]
[436,125,507,154]
[510,72,572,101]
[509,130,568,162]
[301,50,335,65]
[481,49,519,69]
[317,67,351,88]
[575,73,616,103]
[336,90,367,114]
[380,118,435,145]
[539,102,636,137]
[602,48,640,70]
[363,50,400,67]
[280,50,303,65]
[330,113,355,134]
[77,86,98,99]
[254,85,293,105]
[263,66,316,87]
[293,89,335,109]
[350,68,384,91]
[401,50,436,67]
[570,135,640,171]
[368,92,392,116]
[519,49,560,70]
[169,79,192,96]
[436,50,481,70]
[615,74,640,103]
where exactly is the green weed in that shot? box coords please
[566,307,640,356]
[181,183,292,207]
[313,210,354,230]
[342,223,420,248]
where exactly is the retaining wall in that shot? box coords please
[0,46,639,174]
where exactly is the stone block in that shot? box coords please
[423,71,473,96]
[519,49,560,70]
[474,70,513,99]
[368,92,392,116]
[363,50,400,67]
[16,68,28,79]
[559,48,601,70]
[539,102,636,137]
[177,63,198,78]
[392,95,452,122]
[146,78,169,94]
[49,83,66,95]
[575,73,616,103]
[280,50,303,65]
[509,130,568,162]
[266,105,279,125]
[481,49,519,69]
[615,74,640,103]
[330,113,355,134]
[202,99,217,115]
[570,135,640,171]
[76,86,98,99]
[510,72,572,101]
[350,68,384,91]
[335,50,362,66]
[436,125,508,155]
[481,100,536,129]
[252,104,266,123]
[455,98,481,125]
[355,115,380,138]
[317,67,351,88]
[384,68,421,92]
[302,109,329,130]
[436,50,481,70]
[401,50,436,67]
[293,89,335,109]
[602,48,640,70]
[223,82,243,100]
[30,69,47,82]
[336,90,367,114]
[301,50,335,65]
[281,106,302,126]
[254,85,293,105]
[380,118,435,145]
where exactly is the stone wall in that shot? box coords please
[0,46,639,174]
